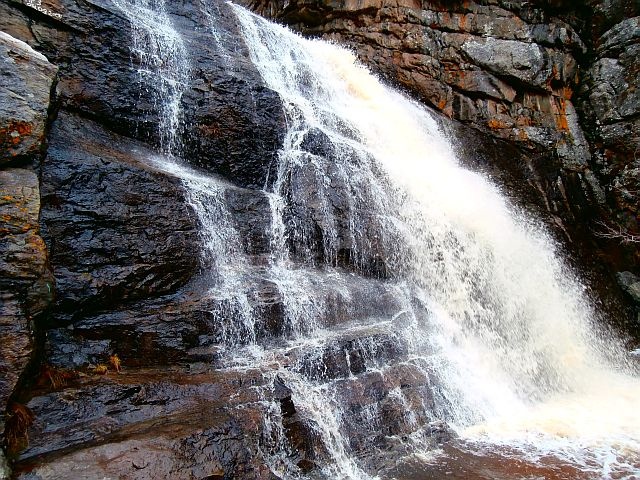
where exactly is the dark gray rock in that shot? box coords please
[331,362,438,454]
[576,13,639,274]
[43,270,405,371]
[617,271,640,305]
[224,187,273,255]
[1,0,285,189]
[40,112,200,319]
[461,38,557,91]
[291,327,408,381]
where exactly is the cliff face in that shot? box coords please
[243,0,640,316]
[0,1,284,477]
[0,0,638,478]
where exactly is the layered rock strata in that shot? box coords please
[0,1,440,477]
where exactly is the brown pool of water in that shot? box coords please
[381,442,634,480]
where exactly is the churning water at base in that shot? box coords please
[114,0,640,478]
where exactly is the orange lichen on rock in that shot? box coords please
[0,121,33,148]
[109,354,122,373]
[517,128,529,141]
[94,364,108,375]
[5,403,35,455]
[487,118,509,129]
[554,97,570,132]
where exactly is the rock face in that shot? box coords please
[0,0,285,189]
[0,0,328,477]
[578,13,639,270]
[244,0,594,168]
[0,0,286,475]
[41,112,200,319]
[14,367,280,480]
[575,4,640,322]
[617,271,640,325]
[0,169,53,438]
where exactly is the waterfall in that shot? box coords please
[113,0,640,478]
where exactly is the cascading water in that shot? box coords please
[114,0,640,478]
[111,0,189,155]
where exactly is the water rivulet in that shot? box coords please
[113,1,640,478]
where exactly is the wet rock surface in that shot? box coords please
[0,29,55,448]
[0,0,285,189]
[0,0,428,475]
[40,112,201,319]
[0,169,52,438]
[13,367,279,480]
[617,271,640,327]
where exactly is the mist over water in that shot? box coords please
[114,0,640,478]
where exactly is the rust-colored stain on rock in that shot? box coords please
[487,118,509,130]
[554,97,570,132]
[0,121,34,149]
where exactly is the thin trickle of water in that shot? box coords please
[150,157,258,345]
[111,0,190,155]
[198,0,236,67]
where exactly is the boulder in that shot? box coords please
[0,31,57,166]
